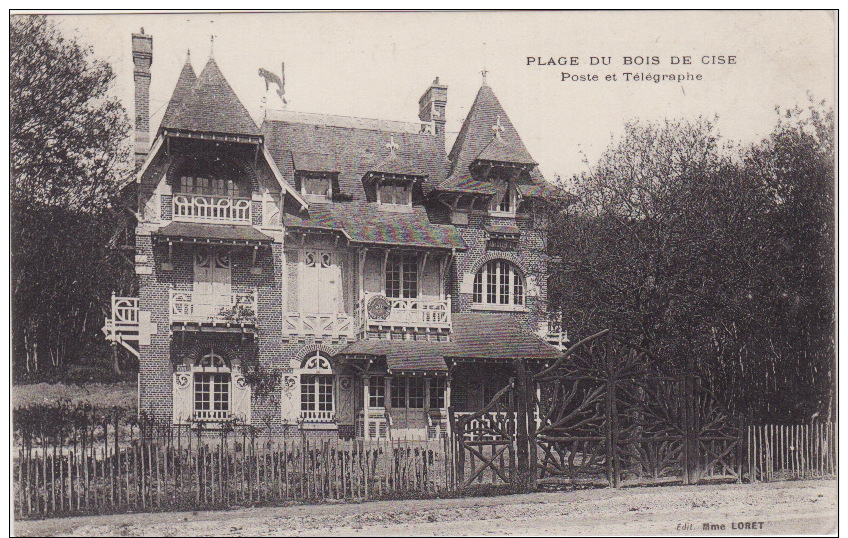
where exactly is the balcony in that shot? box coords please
[169,289,258,326]
[284,312,355,339]
[172,193,251,224]
[102,294,156,358]
[358,292,451,333]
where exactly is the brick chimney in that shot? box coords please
[132,28,153,171]
[418,77,447,149]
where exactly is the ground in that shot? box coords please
[13,381,136,409]
[15,478,836,536]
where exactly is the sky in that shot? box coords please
[49,11,835,183]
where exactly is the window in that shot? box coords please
[369,376,386,408]
[473,260,525,307]
[430,378,446,409]
[489,180,515,215]
[301,375,334,412]
[180,176,240,197]
[379,183,411,206]
[391,377,406,408]
[194,372,230,416]
[192,351,231,420]
[301,175,331,199]
[386,253,418,299]
[483,380,502,406]
[299,353,335,420]
[408,378,425,409]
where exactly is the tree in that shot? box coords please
[11,15,134,379]
[548,113,836,422]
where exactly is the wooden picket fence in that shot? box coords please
[747,423,837,482]
[14,427,456,520]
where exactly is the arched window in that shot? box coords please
[473,260,525,307]
[192,349,231,420]
[300,353,335,421]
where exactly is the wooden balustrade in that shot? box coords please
[172,194,251,224]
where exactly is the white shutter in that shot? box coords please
[172,373,193,425]
[231,372,251,424]
[336,375,354,425]
[281,373,301,424]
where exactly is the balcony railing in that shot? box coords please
[300,409,335,423]
[284,312,355,339]
[102,294,142,358]
[169,289,258,325]
[358,292,451,333]
[172,193,251,224]
[194,409,230,421]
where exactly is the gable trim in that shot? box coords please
[262,145,308,211]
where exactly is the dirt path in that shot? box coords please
[15,479,837,537]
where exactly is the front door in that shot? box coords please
[194,248,232,318]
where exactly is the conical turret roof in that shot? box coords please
[161,57,259,137]
[158,51,197,133]
[440,83,537,192]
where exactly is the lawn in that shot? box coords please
[12,380,137,410]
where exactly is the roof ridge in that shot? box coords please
[265,109,435,135]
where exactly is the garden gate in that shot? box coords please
[450,329,744,491]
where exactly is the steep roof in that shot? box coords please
[285,200,465,250]
[442,83,547,194]
[161,58,260,137]
[263,112,449,199]
[158,51,197,134]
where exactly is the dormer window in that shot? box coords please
[379,183,411,206]
[300,173,333,201]
[490,179,517,216]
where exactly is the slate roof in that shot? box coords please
[154,222,274,244]
[476,136,537,165]
[161,58,260,137]
[367,152,427,178]
[285,201,466,250]
[337,312,562,372]
[291,151,339,173]
[158,51,197,134]
[485,224,521,236]
[441,83,551,197]
[338,339,451,373]
[263,114,449,201]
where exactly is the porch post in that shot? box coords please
[445,375,452,409]
[364,375,370,439]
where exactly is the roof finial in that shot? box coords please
[481,67,489,85]
[492,115,504,140]
[210,34,216,59]
[185,48,191,62]
[386,135,399,155]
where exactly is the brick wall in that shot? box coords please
[450,211,548,334]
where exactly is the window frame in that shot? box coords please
[191,350,232,420]
[386,253,419,299]
[472,260,526,309]
[300,173,333,201]
[489,180,517,217]
[429,378,446,410]
[369,376,386,408]
[299,353,336,420]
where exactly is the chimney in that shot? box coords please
[418,77,447,149]
[132,28,153,172]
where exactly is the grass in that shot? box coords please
[12,379,137,411]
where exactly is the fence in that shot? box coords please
[747,423,837,482]
[13,401,838,520]
[14,425,454,519]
